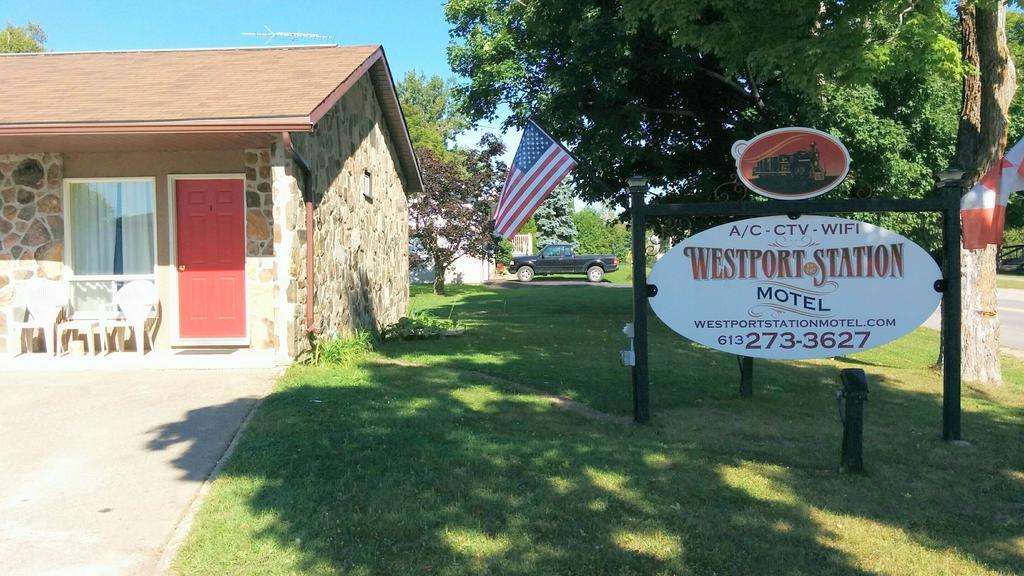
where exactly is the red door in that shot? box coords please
[175,179,246,339]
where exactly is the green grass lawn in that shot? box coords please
[175,285,1024,576]
[998,273,1024,290]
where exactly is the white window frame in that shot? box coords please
[62,177,159,319]
[362,170,373,199]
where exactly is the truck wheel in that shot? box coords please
[587,266,605,282]
[517,266,535,282]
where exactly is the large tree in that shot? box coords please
[951,0,1017,385]
[409,136,506,295]
[398,72,504,294]
[446,0,1016,383]
[1,22,45,53]
[447,0,760,209]
[446,1,959,240]
[397,71,469,156]
[534,183,577,248]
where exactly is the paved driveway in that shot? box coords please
[923,287,1024,353]
[487,278,630,288]
[0,368,276,576]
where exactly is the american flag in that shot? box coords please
[493,120,577,238]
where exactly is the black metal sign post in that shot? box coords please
[629,182,963,441]
[629,179,651,423]
[940,184,963,441]
[738,356,754,398]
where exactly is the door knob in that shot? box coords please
[178,265,186,271]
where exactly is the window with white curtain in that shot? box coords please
[66,179,156,315]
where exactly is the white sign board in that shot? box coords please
[648,215,942,360]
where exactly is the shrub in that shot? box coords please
[494,238,514,265]
[382,310,460,341]
[300,331,375,367]
[1003,226,1024,246]
[574,207,630,259]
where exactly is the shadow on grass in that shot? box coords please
[180,365,865,574]
[172,286,1024,575]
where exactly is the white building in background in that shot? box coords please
[409,235,531,286]
[409,232,496,285]
[410,254,495,285]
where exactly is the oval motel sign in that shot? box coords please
[648,215,942,360]
[731,127,850,200]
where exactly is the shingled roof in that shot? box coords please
[0,45,421,191]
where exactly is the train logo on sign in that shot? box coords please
[731,127,851,200]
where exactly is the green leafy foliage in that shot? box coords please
[1002,189,1024,245]
[1008,11,1024,157]
[300,331,375,367]
[573,207,630,259]
[1004,226,1024,246]
[534,183,577,248]
[805,76,957,250]
[623,1,958,94]
[409,135,507,295]
[494,237,514,264]
[382,311,460,341]
[397,71,470,155]
[0,22,45,53]
[518,217,538,235]
[444,0,964,248]
[447,0,757,206]
[398,70,506,295]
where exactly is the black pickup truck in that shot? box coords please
[508,244,619,282]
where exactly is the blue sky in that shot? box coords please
[0,0,454,80]
[0,0,512,152]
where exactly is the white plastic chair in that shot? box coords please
[6,278,67,356]
[100,280,158,357]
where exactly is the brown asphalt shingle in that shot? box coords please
[0,45,379,124]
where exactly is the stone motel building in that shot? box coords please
[0,45,421,362]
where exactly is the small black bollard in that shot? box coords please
[738,356,753,398]
[837,368,869,473]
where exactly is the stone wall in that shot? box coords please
[282,73,410,353]
[244,148,277,349]
[270,138,308,360]
[0,153,64,353]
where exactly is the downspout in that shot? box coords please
[281,132,316,335]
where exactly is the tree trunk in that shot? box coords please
[952,1,1015,385]
[961,245,1002,382]
[954,2,982,176]
[432,257,447,295]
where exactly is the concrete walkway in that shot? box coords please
[0,368,276,576]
